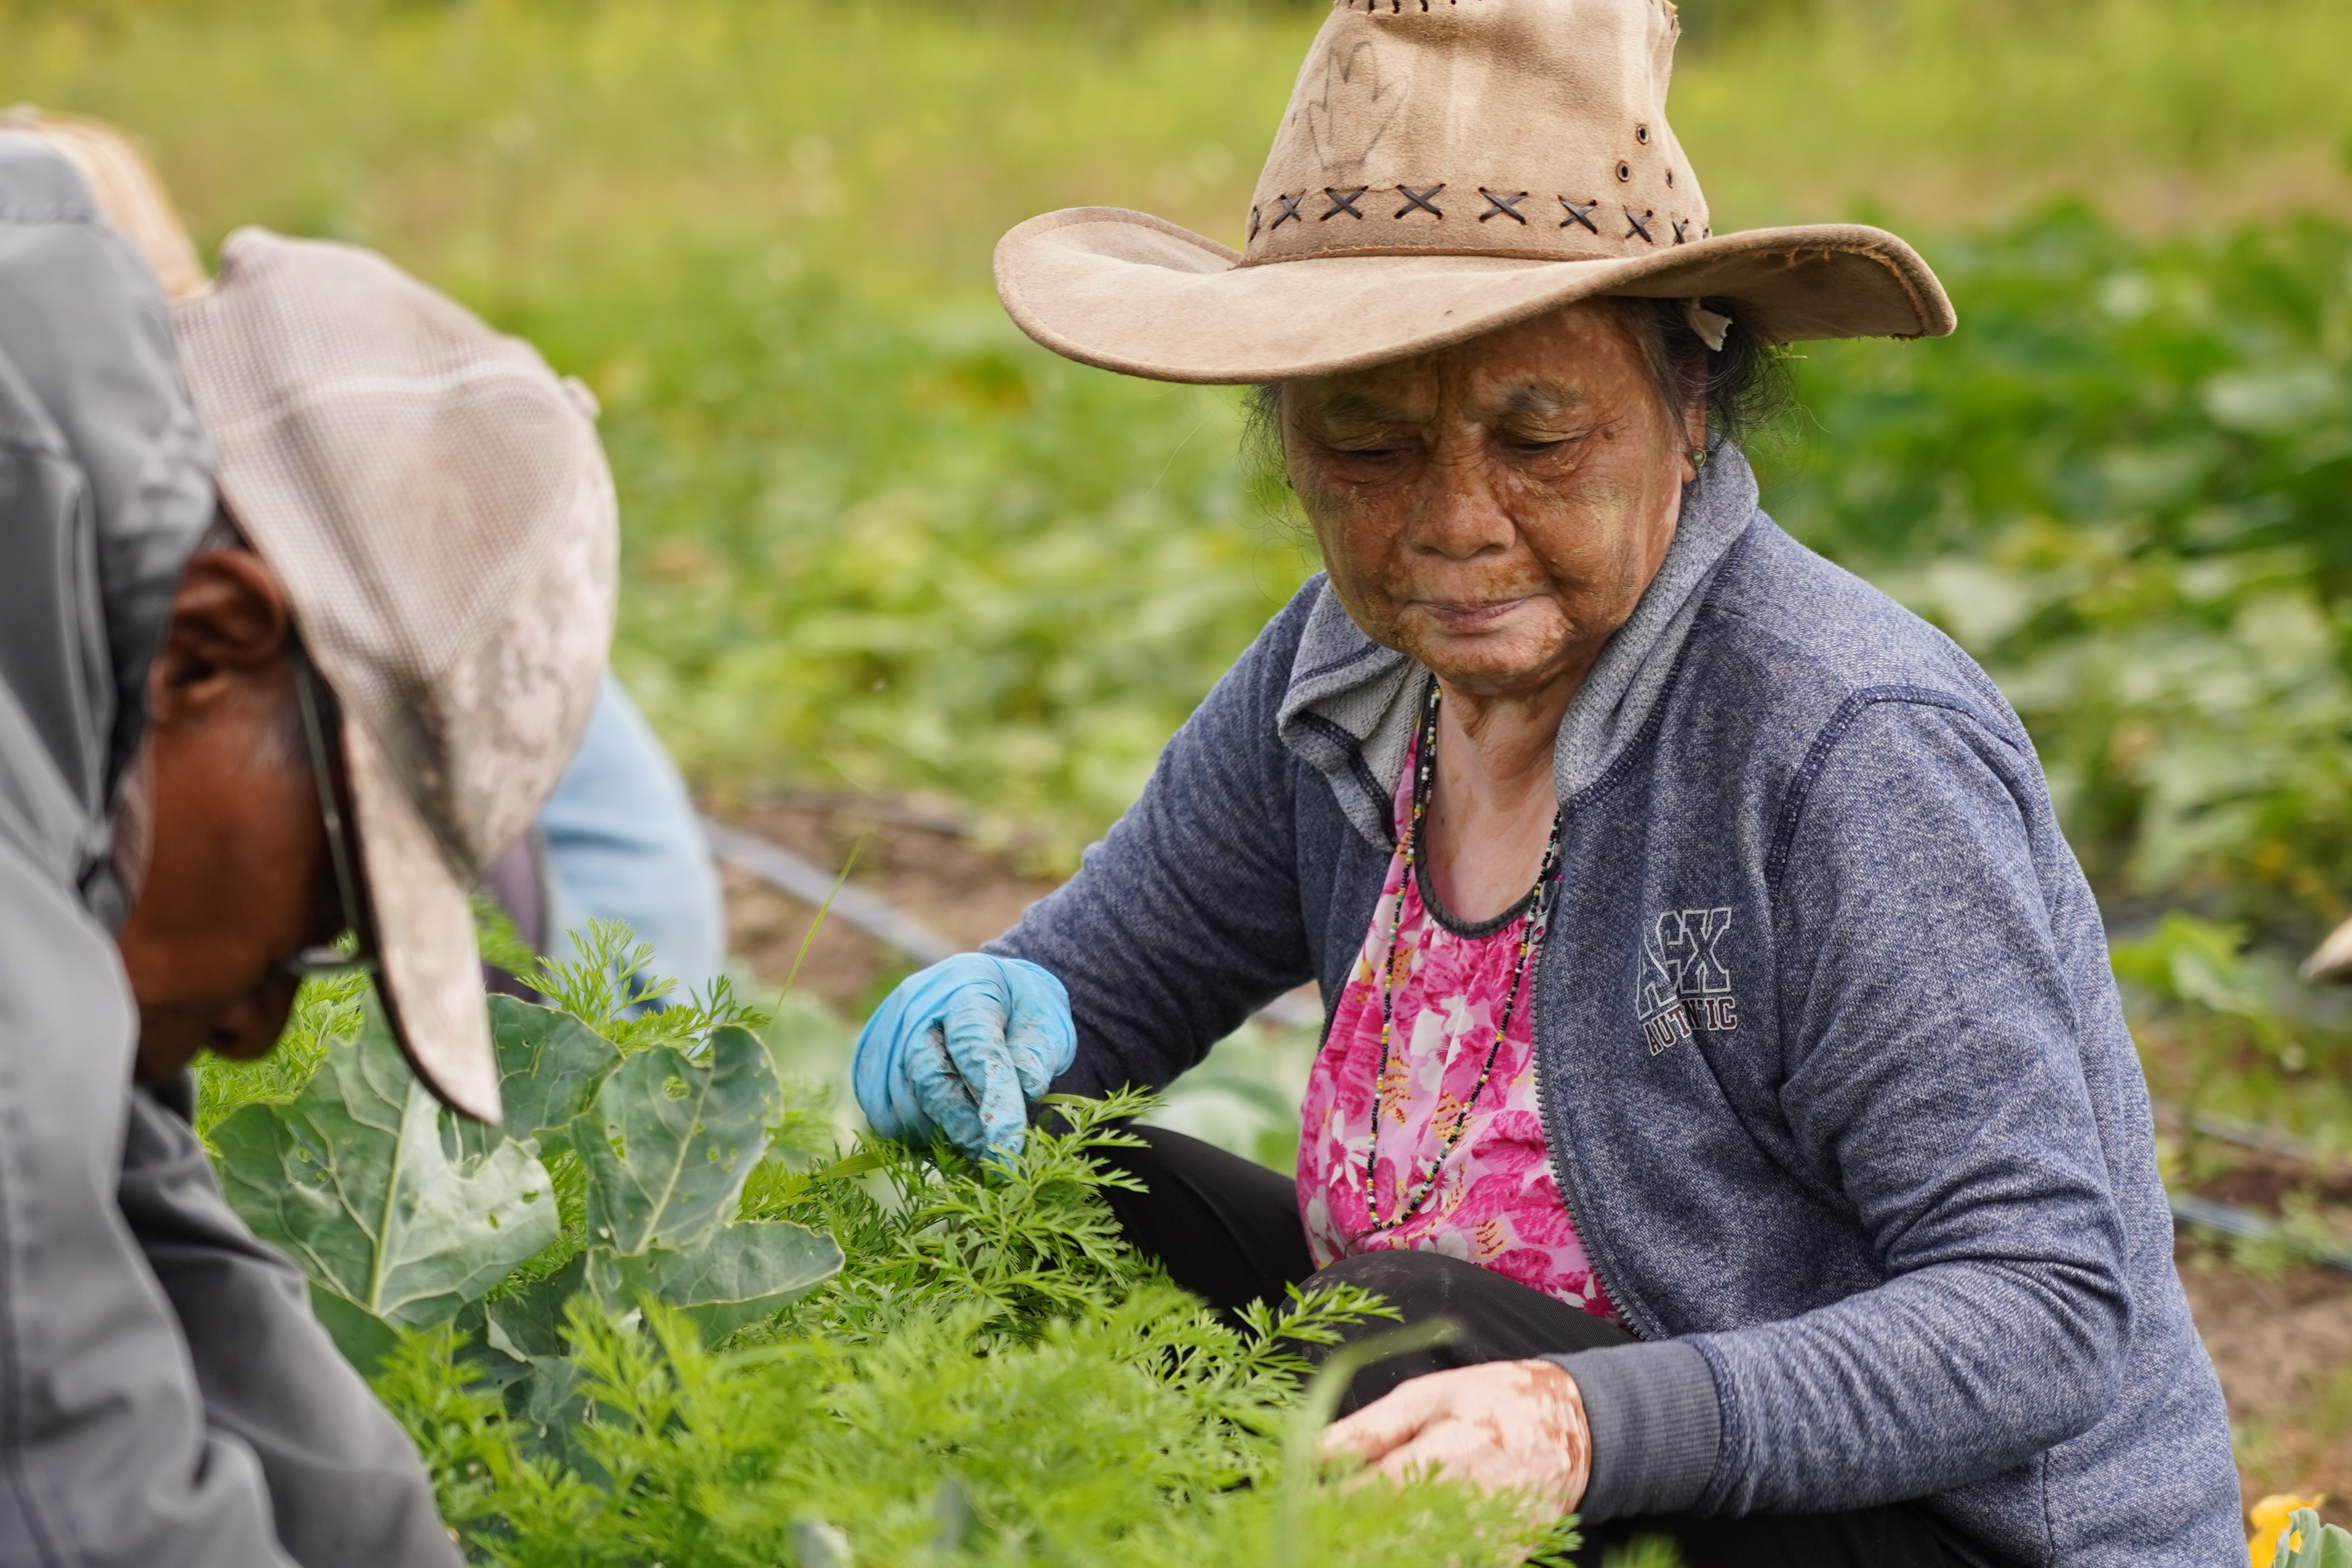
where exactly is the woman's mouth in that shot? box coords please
[1414,597,1535,633]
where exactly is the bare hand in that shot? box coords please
[1319,1359,1591,1517]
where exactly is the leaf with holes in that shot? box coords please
[586,1218,843,1338]
[578,1025,779,1257]
[211,993,560,1330]
[454,996,622,1160]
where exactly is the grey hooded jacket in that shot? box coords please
[0,135,457,1568]
[991,447,2242,1564]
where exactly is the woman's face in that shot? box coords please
[1282,301,1701,702]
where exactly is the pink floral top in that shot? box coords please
[1295,733,1620,1324]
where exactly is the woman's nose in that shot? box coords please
[1407,454,1515,560]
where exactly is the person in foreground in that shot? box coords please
[0,128,615,1564]
[851,1,2243,1563]
[7,105,728,1013]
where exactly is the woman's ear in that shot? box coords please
[149,549,297,724]
[1679,391,1709,483]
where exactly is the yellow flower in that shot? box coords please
[2249,1493,2326,1567]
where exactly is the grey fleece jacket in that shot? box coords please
[0,134,458,1568]
[991,448,2242,1564]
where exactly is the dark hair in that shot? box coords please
[1239,295,1790,489]
[1615,295,1790,453]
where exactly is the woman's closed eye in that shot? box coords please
[1496,426,1589,460]
[1309,431,1421,471]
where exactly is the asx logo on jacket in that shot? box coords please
[1639,906,1737,1055]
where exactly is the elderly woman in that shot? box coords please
[852,2,2240,1563]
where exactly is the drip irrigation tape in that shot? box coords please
[2168,1195,2352,1274]
[702,816,1324,1031]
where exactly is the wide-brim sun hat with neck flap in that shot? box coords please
[994,0,1955,384]
[175,232,620,1123]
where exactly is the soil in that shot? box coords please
[2193,1146,2352,1215]
[2179,1239,2352,1525]
[721,800,1062,1018]
[718,800,2352,1532]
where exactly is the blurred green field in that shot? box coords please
[14,0,2352,1134]
[9,0,2351,858]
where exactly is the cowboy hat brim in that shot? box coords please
[995,207,1955,385]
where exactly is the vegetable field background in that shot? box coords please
[11,0,2352,1545]
[14,0,2352,868]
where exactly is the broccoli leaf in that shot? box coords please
[484,1254,589,1362]
[307,1283,402,1374]
[579,1024,779,1256]
[454,996,622,1160]
[2273,1510,2352,1568]
[212,993,560,1330]
[586,1218,843,1337]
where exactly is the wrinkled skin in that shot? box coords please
[115,547,340,1080]
[1284,299,1702,924]
[1282,302,1703,1515]
[1321,1359,1592,1515]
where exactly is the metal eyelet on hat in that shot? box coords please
[1616,162,1632,182]
[1665,170,1675,188]
[1636,125,1651,144]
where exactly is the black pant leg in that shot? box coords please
[1301,1248,1633,1411]
[1576,1507,1993,1568]
[1093,1125,1315,1313]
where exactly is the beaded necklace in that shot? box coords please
[1364,679,1565,1232]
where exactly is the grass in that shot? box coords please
[17,0,2352,276]
[1674,0,2352,234]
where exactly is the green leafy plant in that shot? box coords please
[1769,209,2352,942]
[207,929,843,1379]
[204,933,1570,1566]
[2262,1506,2352,1568]
[2110,912,2352,1160]
[374,1288,1570,1568]
[211,998,562,1337]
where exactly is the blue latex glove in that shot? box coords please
[852,954,1076,1162]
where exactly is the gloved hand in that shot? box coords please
[852,954,1077,1162]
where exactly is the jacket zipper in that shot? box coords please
[1527,864,1656,1345]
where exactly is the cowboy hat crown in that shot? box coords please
[1250,0,1702,262]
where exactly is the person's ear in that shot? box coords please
[1677,390,1708,485]
[150,549,296,724]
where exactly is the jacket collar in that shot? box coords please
[1276,442,1760,848]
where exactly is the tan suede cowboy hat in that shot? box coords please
[995,0,1955,384]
